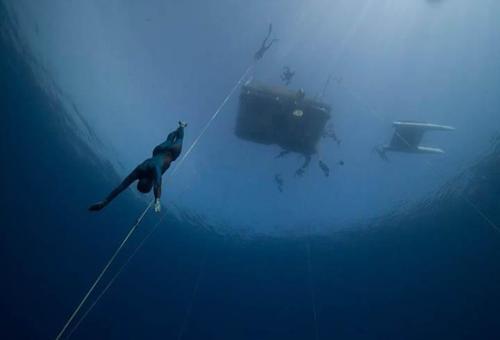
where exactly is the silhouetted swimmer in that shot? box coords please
[89,121,187,213]
[323,123,341,145]
[254,24,279,61]
[374,146,389,162]
[281,66,295,85]
[275,149,291,159]
[274,174,284,192]
[318,160,330,177]
[295,154,311,177]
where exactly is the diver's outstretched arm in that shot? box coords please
[155,123,186,156]
[167,126,182,143]
[262,23,272,46]
[153,166,162,201]
[170,125,185,151]
[166,122,187,143]
[166,130,177,143]
[153,166,162,212]
[175,123,185,141]
[89,169,139,211]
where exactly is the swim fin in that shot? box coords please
[89,201,107,212]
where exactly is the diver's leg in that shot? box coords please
[265,38,279,50]
[104,170,139,202]
[275,150,291,159]
[274,174,284,193]
[318,160,330,177]
[168,126,185,157]
[89,168,140,211]
[263,23,272,45]
[331,131,341,145]
[295,155,311,177]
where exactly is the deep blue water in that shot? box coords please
[2,2,500,339]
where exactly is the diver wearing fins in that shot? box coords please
[274,174,284,192]
[89,121,187,213]
[254,24,279,61]
[281,66,295,85]
[323,123,341,146]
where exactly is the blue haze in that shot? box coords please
[1,1,500,339]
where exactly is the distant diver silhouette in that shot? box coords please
[254,23,279,61]
[295,154,311,177]
[323,123,341,145]
[318,160,330,177]
[374,146,390,162]
[89,121,187,213]
[274,174,284,192]
[280,66,295,85]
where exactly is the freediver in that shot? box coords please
[89,121,188,213]
[281,66,295,85]
[323,123,341,145]
[277,150,343,178]
[274,174,284,192]
[374,146,389,162]
[319,160,345,177]
[318,160,330,177]
[254,24,279,61]
[275,150,314,177]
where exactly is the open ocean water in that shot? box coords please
[1,1,500,339]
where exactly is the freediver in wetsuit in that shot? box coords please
[318,160,330,177]
[274,174,284,192]
[281,66,295,85]
[254,24,279,61]
[89,121,187,213]
[295,155,311,177]
[323,123,341,145]
[374,146,390,162]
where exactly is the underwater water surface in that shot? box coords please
[1,1,500,339]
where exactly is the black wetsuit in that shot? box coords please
[254,24,278,61]
[89,126,184,211]
[281,67,295,85]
